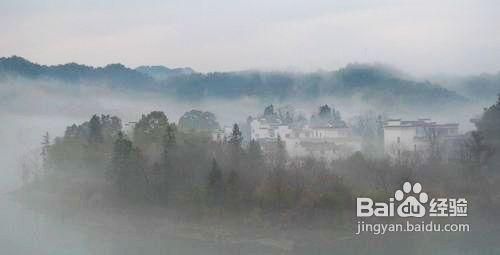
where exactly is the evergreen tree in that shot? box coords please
[207,158,224,206]
[228,123,243,172]
[88,114,103,144]
[229,123,243,147]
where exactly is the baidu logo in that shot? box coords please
[357,182,467,218]
[395,182,428,217]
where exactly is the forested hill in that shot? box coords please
[0,56,467,107]
[0,56,154,89]
[457,73,500,101]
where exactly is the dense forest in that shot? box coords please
[20,97,500,226]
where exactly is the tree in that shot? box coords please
[462,131,493,171]
[159,123,177,203]
[247,139,263,162]
[352,112,384,158]
[312,104,345,128]
[425,126,442,162]
[178,110,220,132]
[318,104,332,119]
[207,158,224,206]
[109,132,132,192]
[264,104,274,117]
[264,165,289,210]
[161,124,177,163]
[133,111,169,148]
[271,135,287,168]
[255,134,291,210]
[473,95,500,174]
[460,131,495,208]
[244,139,265,191]
[229,123,243,147]
[100,115,122,144]
[41,132,50,175]
[228,123,244,169]
[88,114,103,144]
[108,132,146,198]
[225,170,240,211]
[64,124,80,140]
[476,94,500,147]
[132,111,170,165]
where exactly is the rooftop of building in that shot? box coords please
[384,118,459,128]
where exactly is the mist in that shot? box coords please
[1,72,497,254]
[0,73,488,187]
[0,75,486,173]
[0,55,500,254]
[2,0,500,252]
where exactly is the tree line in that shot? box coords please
[24,96,500,224]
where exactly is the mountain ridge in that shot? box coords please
[0,56,474,108]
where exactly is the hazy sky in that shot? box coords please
[1,0,499,75]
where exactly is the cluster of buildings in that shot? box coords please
[212,112,463,161]
[248,117,362,160]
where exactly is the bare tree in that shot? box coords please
[425,126,441,162]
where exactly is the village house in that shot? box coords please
[211,125,234,142]
[248,117,361,160]
[383,118,462,160]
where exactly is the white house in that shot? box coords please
[383,118,461,159]
[212,125,235,141]
[250,118,276,140]
[249,118,361,160]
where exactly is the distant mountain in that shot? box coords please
[162,63,467,108]
[0,56,468,108]
[0,56,154,89]
[135,65,194,80]
[457,73,500,101]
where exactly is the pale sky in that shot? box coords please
[1,0,499,75]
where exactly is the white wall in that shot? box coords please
[250,119,272,140]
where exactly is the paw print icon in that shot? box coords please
[395,182,428,218]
